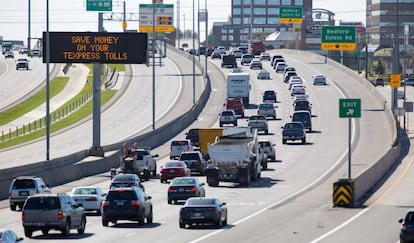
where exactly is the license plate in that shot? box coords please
[35,222,45,226]
[179,188,184,192]
[19,191,29,196]
[116,202,124,206]
[170,169,175,173]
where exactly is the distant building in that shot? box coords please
[366,1,414,48]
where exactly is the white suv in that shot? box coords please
[9,176,51,211]
[219,110,238,127]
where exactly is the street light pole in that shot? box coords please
[28,0,31,53]
[45,0,50,160]
[192,0,195,104]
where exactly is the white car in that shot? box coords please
[288,76,303,90]
[257,69,270,79]
[313,74,327,85]
[290,84,306,96]
[70,186,106,215]
[275,62,287,73]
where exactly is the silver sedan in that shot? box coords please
[70,186,107,215]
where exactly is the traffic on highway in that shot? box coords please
[0,43,410,243]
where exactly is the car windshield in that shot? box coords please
[250,116,265,121]
[24,197,60,209]
[186,198,215,206]
[171,178,196,186]
[164,162,184,168]
[180,153,199,160]
[73,188,97,195]
[113,174,137,182]
[222,111,234,116]
[12,179,35,189]
[285,123,303,129]
[171,141,189,146]
[106,190,137,200]
[259,104,273,109]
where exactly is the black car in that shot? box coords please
[102,187,153,226]
[109,173,145,191]
[374,78,385,87]
[179,197,227,228]
[185,128,199,147]
[399,210,414,243]
[293,100,312,115]
[167,177,205,204]
[263,90,277,103]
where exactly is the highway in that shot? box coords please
[0,49,401,242]
[0,53,57,111]
[0,48,205,168]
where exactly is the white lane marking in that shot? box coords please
[125,232,136,238]
[113,58,183,142]
[190,55,357,243]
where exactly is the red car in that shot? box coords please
[160,161,191,183]
[225,97,245,117]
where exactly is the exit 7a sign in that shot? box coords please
[339,99,361,118]
[322,26,356,51]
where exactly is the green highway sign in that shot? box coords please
[279,7,303,24]
[339,99,361,118]
[87,0,112,11]
[321,26,356,51]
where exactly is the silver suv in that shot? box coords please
[9,176,51,211]
[22,193,86,238]
[219,110,238,127]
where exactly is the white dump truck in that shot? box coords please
[205,127,261,187]
[227,72,250,105]
[119,143,159,181]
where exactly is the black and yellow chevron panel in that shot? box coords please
[333,179,354,207]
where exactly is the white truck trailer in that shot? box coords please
[227,72,250,105]
[206,127,261,186]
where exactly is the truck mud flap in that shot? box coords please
[238,167,250,186]
[206,168,219,187]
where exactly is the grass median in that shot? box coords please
[0,64,123,149]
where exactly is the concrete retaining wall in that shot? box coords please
[0,46,210,200]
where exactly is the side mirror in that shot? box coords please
[153,154,159,158]
[221,202,227,206]
[399,218,404,223]
[201,183,205,186]
[146,196,152,200]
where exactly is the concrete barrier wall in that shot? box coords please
[0,45,210,200]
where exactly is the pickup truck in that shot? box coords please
[282,122,306,144]
[248,115,268,134]
[120,144,158,180]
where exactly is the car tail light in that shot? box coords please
[86,197,97,202]
[401,223,407,230]
[102,201,110,207]
[21,212,25,221]
[196,158,201,163]
[178,168,185,174]
[186,146,190,151]
[131,200,141,206]
[186,187,197,192]
[58,210,64,220]
[8,191,11,198]
[170,146,172,152]
[168,187,178,192]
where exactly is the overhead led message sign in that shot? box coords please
[43,32,148,64]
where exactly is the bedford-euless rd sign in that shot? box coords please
[43,32,148,64]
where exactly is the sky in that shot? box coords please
[0,0,366,46]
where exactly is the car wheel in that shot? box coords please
[138,211,145,226]
[179,220,185,228]
[24,228,33,238]
[152,166,157,176]
[147,209,153,224]
[282,139,286,144]
[302,138,306,144]
[265,130,268,135]
[219,122,223,127]
[42,229,49,235]
[168,199,172,204]
[215,218,222,228]
[263,161,268,170]
[222,217,227,226]
[102,218,109,227]
[271,156,276,161]
[61,219,70,236]
[77,216,86,234]
[10,204,16,211]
